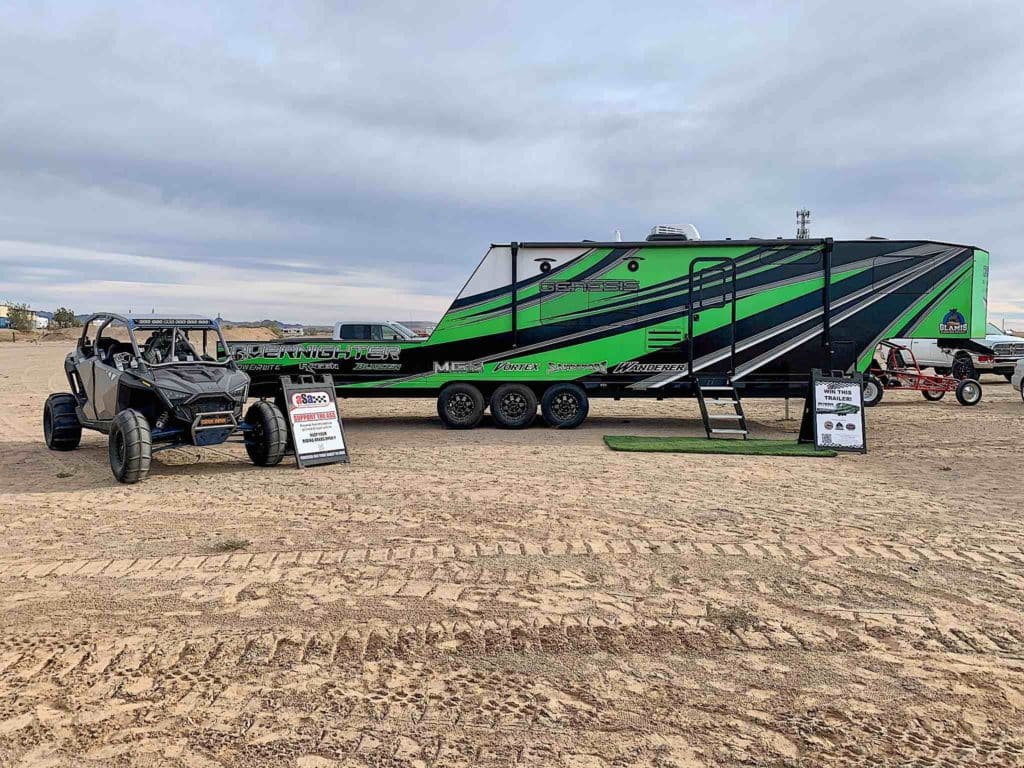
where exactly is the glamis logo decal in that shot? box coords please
[939,308,967,334]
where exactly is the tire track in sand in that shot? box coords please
[1,536,1021,580]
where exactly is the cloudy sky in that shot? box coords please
[1,1,1022,325]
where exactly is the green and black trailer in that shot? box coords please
[227,233,989,430]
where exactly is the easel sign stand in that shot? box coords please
[798,369,867,453]
[279,374,350,467]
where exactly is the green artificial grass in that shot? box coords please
[603,435,837,457]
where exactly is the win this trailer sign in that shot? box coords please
[811,370,866,453]
[281,376,349,467]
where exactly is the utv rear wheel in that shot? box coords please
[922,389,945,401]
[245,401,288,466]
[862,376,884,407]
[43,393,82,451]
[489,384,537,429]
[955,378,982,406]
[109,409,152,484]
[541,383,589,429]
[437,383,485,429]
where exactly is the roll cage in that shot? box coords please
[78,313,234,368]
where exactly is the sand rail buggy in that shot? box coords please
[864,340,982,407]
[43,313,288,483]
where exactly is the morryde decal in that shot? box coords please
[548,361,608,374]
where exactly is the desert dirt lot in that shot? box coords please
[1,342,1023,767]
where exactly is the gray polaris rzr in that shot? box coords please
[43,313,287,483]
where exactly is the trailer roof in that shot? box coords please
[494,237,980,250]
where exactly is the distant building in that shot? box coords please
[281,326,304,336]
[0,304,48,329]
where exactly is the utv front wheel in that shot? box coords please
[490,384,538,429]
[43,393,82,451]
[541,383,589,429]
[245,401,288,466]
[437,383,485,429]
[109,409,152,484]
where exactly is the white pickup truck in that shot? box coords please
[892,322,1024,380]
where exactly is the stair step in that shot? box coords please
[699,386,734,392]
[709,428,748,435]
[708,414,742,420]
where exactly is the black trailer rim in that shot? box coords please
[500,392,528,419]
[551,392,580,420]
[448,392,475,420]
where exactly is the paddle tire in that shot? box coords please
[437,383,485,429]
[489,384,538,429]
[541,383,589,429]
[108,409,152,484]
[245,401,288,466]
[43,393,82,451]
[955,378,982,406]
[922,389,945,401]
[862,375,884,407]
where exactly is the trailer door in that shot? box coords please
[687,258,737,377]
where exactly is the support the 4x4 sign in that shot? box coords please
[280,375,349,467]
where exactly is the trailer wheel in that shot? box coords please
[541,383,589,429]
[245,401,288,466]
[862,375,884,407]
[109,409,152,484]
[922,389,945,401]
[437,383,485,429]
[43,393,82,451]
[489,384,537,429]
[955,378,982,406]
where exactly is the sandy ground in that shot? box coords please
[1,341,1023,767]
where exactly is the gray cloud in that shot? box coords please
[1,0,1022,324]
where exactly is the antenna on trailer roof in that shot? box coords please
[613,228,622,242]
[796,209,811,239]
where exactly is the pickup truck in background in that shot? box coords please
[891,322,1024,380]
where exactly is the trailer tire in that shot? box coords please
[109,409,152,484]
[541,383,589,429]
[922,389,945,401]
[245,401,288,466]
[43,393,82,451]
[955,378,982,406]
[437,383,485,429]
[489,384,537,429]
[862,375,884,407]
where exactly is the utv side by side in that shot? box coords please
[43,313,287,483]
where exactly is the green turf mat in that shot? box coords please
[603,436,837,457]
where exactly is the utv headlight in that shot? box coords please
[161,387,192,404]
[230,382,249,401]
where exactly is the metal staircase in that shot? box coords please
[695,379,748,439]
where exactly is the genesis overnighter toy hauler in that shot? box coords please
[227,232,989,431]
